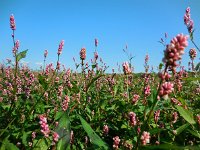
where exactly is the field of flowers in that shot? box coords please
[0,7,200,150]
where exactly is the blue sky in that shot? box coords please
[0,0,200,72]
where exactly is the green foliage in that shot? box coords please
[16,49,28,62]
[56,111,71,150]
[176,106,196,124]
[79,115,109,149]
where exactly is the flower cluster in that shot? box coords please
[57,40,64,55]
[95,38,98,47]
[122,62,131,75]
[159,82,174,98]
[94,52,98,62]
[44,50,48,58]
[132,94,140,104]
[80,48,86,60]
[171,98,182,106]
[154,110,160,124]
[172,112,178,124]
[103,125,109,135]
[62,95,70,111]
[53,132,59,143]
[12,40,20,55]
[10,14,16,30]
[184,7,194,33]
[141,131,150,145]
[129,112,137,126]
[39,115,50,137]
[158,72,171,81]
[189,48,197,60]
[113,136,120,150]
[144,85,151,97]
[163,34,188,73]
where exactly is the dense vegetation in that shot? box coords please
[0,7,200,150]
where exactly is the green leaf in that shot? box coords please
[187,129,200,139]
[92,64,96,69]
[22,131,32,147]
[78,115,109,149]
[16,49,28,62]
[176,106,196,124]
[176,123,190,135]
[142,143,199,150]
[195,62,200,71]
[149,128,163,135]
[33,139,49,150]
[56,111,71,150]
[38,74,48,90]
[86,74,104,92]
[1,138,19,150]
[159,63,163,70]
[55,111,64,120]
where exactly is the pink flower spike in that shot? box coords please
[15,40,20,49]
[10,14,16,30]
[95,38,98,47]
[80,48,86,60]
[57,40,64,55]
[122,62,131,75]
[53,132,59,142]
[141,131,150,145]
[103,125,109,135]
[44,50,48,58]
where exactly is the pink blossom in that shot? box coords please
[154,110,160,124]
[172,112,178,124]
[159,82,174,98]
[122,62,131,75]
[144,85,151,96]
[189,48,197,60]
[94,52,98,61]
[39,115,50,137]
[62,95,70,111]
[57,85,63,97]
[145,54,149,64]
[184,7,194,33]
[57,40,64,55]
[32,132,36,139]
[113,136,120,150]
[53,132,59,142]
[141,131,150,145]
[103,125,109,135]
[80,48,86,60]
[129,112,137,126]
[95,38,98,47]
[163,34,188,73]
[15,40,20,49]
[132,94,140,104]
[10,14,16,30]
[44,50,48,58]
[56,61,61,70]
[171,98,182,106]
[158,72,171,80]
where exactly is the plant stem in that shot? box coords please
[191,39,200,52]
[136,65,168,149]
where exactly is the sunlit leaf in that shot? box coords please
[176,106,195,124]
[79,115,109,149]
[16,49,28,62]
